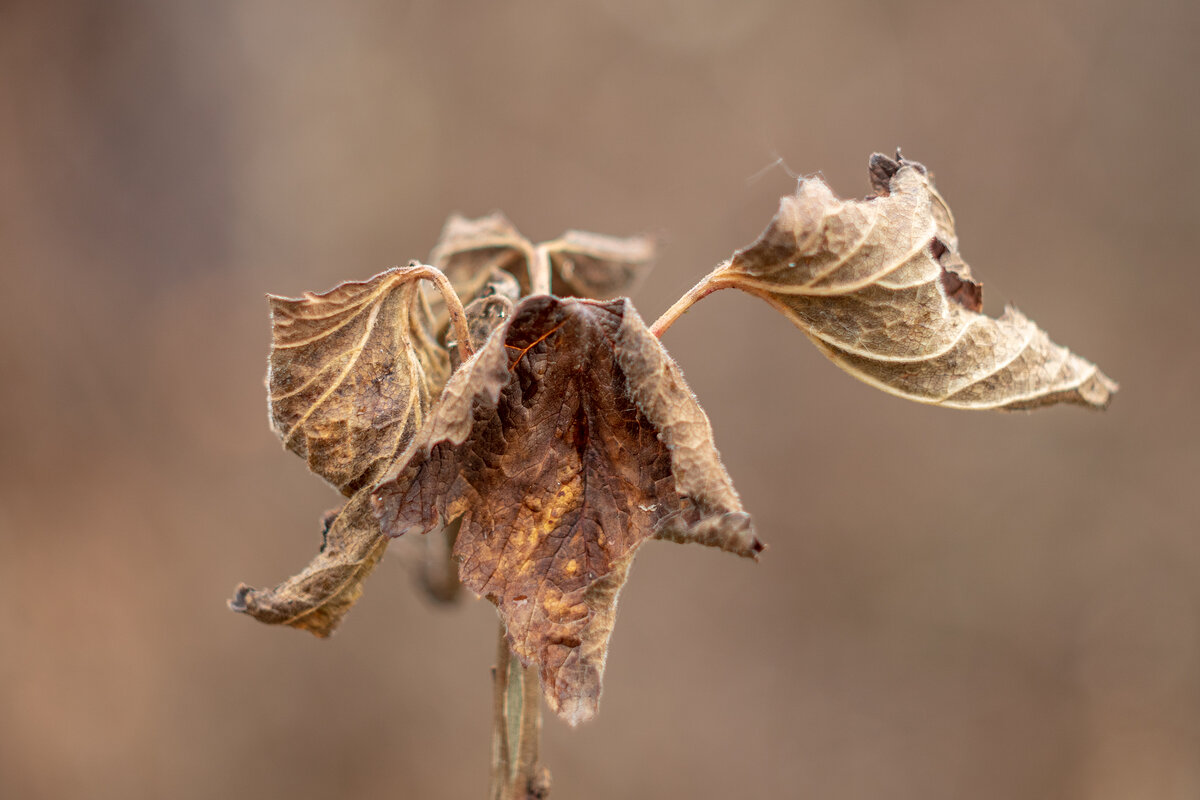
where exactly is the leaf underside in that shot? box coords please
[718,154,1117,410]
[373,295,761,724]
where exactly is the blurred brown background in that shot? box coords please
[1,1,1196,798]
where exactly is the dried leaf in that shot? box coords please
[267,266,450,494]
[231,266,450,635]
[431,213,536,304]
[431,212,654,305]
[542,230,655,299]
[421,269,520,604]
[373,295,761,724]
[714,154,1117,410]
[230,488,386,637]
[446,267,521,370]
[869,152,983,311]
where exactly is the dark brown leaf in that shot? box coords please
[716,155,1117,410]
[267,266,450,495]
[373,295,761,724]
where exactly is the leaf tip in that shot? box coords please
[719,511,766,560]
[228,584,251,613]
[749,537,767,561]
[1080,367,1120,410]
[553,692,598,727]
[868,149,927,194]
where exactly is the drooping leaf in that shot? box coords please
[714,153,1117,410]
[267,266,450,495]
[430,212,654,306]
[230,489,385,637]
[372,295,761,724]
[231,266,450,635]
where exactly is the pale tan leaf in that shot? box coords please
[716,154,1117,410]
[267,266,450,495]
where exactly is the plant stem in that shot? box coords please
[403,262,475,360]
[416,518,462,603]
[648,264,736,338]
[491,622,549,800]
[490,625,510,797]
[529,245,552,296]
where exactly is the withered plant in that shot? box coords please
[231,153,1115,799]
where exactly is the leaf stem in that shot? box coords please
[402,262,474,360]
[648,264,736,338]
[529,245,552,296]
[491,622,550,800]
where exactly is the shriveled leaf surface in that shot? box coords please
[446,267,520,370]
[543,229,655,299]
[231,267,450,635]
[422,269,520,604]
[431,212,654,304]
[230,489,386,636]
[716,154,1117,410]
[431,213,536,304]
[267,266,450,494]
[373,295,761,724]
[267,266,451,496]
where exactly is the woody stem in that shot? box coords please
[491,622,549,800]
[648,265,737,338]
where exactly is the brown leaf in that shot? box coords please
[231,266,450,635]
[230,488,386,637]
[716,154,1117,410]
[267,266,450,495]
[542,229,655,299]
[430,212,654,304]
[431,213,536,304]
[446,267,521,370]
[373,295,761,724]
[422,269,521,604]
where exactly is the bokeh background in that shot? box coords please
[2,1,1196,798]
